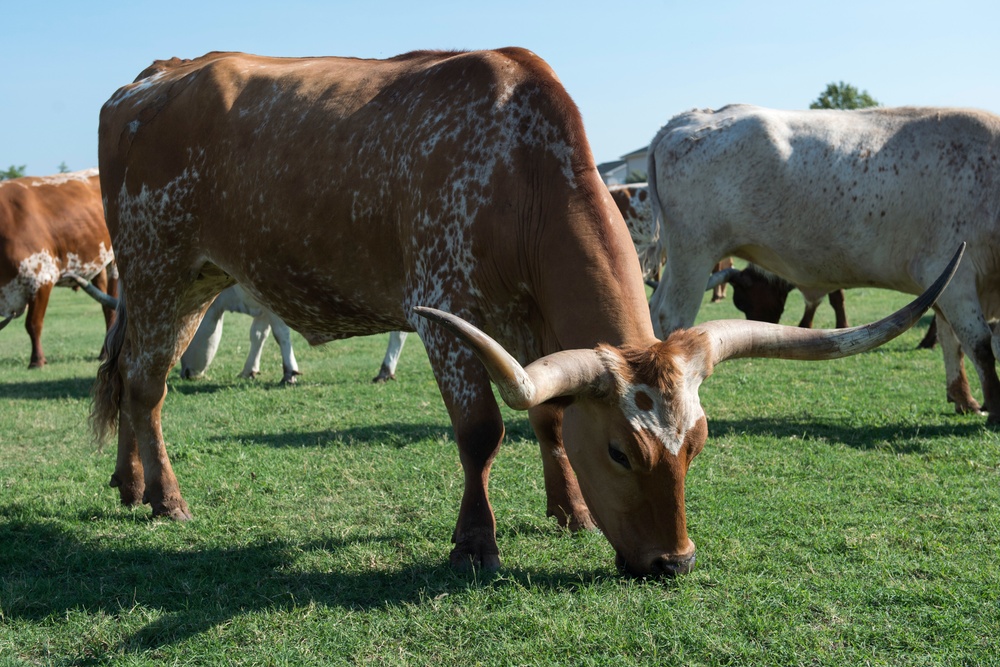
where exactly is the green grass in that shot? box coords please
[1,285,998,666]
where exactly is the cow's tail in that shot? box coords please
[90,289,127,444]
[646,126,667,262]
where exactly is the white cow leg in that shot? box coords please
[373,331,408,383]
[240,316,271,379]
[268,316,300,384]
[180,301,226,379]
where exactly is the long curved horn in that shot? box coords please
[705,267,741,291]
[695,243,964,365]
[64,273,120,309]
[413,307,610,410]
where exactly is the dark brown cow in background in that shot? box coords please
[0,169,117,367]
[714,263,850,329]
[93,49,954,576]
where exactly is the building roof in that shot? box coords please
[620,146,648,159]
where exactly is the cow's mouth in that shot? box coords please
[615,551,696,578]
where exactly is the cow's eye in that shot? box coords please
[608,444,631,470]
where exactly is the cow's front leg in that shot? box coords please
[421,325,504,571]
[25,283,52,368]
[529,402,595,531]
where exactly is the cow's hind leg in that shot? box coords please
[108,270,231,518]
[418,320,504,571]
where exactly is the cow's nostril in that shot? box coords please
[650,553,696,577]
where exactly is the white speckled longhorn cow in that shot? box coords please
[92,51,956,576]
[648,104,999,421]
[0,169,117,367]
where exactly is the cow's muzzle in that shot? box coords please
[616,551,696,578]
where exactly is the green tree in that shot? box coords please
[810,81,880,110]
[58,161,70,173]
[626,170,647,184]
[1,165,27,180]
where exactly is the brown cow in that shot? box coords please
[92,50,956,576]
[715,263,850,329]
[0,169,117,367]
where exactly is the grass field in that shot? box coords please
[1,284,998,666]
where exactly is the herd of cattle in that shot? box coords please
[2,47,995,577]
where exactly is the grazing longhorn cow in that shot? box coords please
[648,104,999,421]
[92,50,955,576]
[0,169,117,367]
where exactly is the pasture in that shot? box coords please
[1,286,998,666]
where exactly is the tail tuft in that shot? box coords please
[90,291,127,444]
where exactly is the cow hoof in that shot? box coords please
[449,548,501,572]
[28,360,45,369]
[372,364,396,383]
[567,511,597,532]
[952,401,984,415]
[109,475,145,506]
[548,506,597,532]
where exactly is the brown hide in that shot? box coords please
[0,170,116,367]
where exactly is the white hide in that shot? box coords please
[181,285,300,383]
[647,104,1000,415]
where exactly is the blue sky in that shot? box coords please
[2,0,998,175]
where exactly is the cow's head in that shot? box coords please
[728,265,795,324]
[416,244,962,577]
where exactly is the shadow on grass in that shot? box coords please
[212,416,535,450]
[0,376,95,400]
[0,513,614,655]
[220,423,454,449]
[709,414,989,453]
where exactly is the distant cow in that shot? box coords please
[648,104,1000,420]
[607,184,662,284]
[179,284,409,384]
[92,50,951,577]
[180,285,300,384]
[712,263,850,329]
[0,169,117,367]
